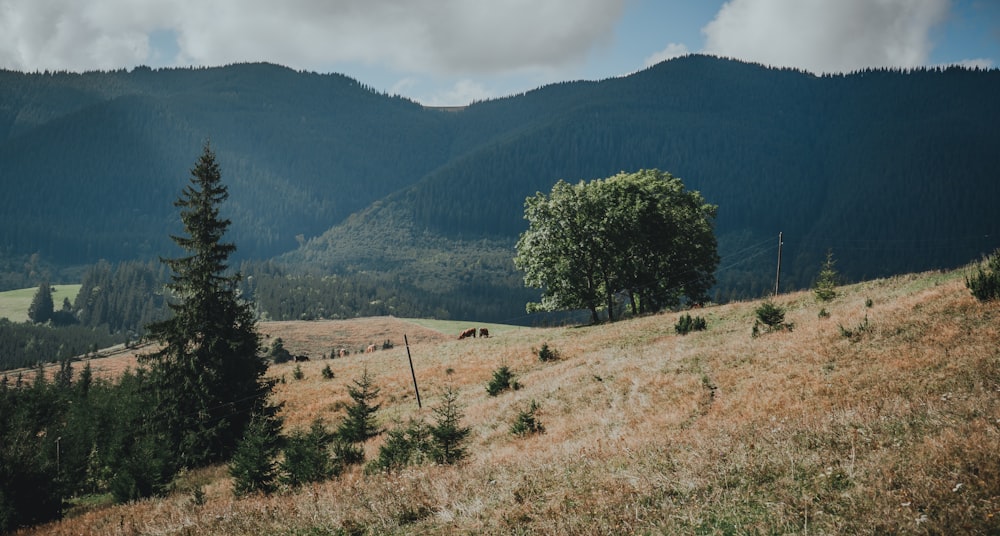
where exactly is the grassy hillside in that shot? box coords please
[24,268,999,534]
[0,284,80,322]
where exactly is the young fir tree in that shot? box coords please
[429,386,471,465]
[813,249,839,302]
[142,143,275,468]
[336,368,382,444]
[280,419,337,487]
[229,411,284,496]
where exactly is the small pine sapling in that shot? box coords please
[675,313,707,335]
[534,343,559,362]
[753,300,791,336]
[510,400,545,437]
[321,364,335,380]
[486,365,520,396]
[813,249,839,302]
[429,387,470,465]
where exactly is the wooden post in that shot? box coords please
[404,334,422,409]
[774,231,783,296]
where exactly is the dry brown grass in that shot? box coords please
[22,270,1000,535]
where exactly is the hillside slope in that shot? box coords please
[27,268,1000,534]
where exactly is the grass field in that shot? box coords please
[0,284,81,322]
[20,267,1000,535]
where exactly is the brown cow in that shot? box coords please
[458,328,476,340]
[294,354,310,362]
[478,327,490,338]
[365,344,377,353]
[338,348,349,358]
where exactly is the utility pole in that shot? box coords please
[404,334,422,409]
[774,231,783,296]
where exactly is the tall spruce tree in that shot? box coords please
[142,143,275,468]
[27,282,54,324]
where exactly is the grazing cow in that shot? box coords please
[458,328,476,340]
[478,327,490,338]
[338,348,348,358]
[366,344,377,353]
[294,354,310,362]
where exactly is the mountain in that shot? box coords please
[1,56,998,319]
[0,63,455,264]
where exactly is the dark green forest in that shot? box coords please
[2,55,999,325]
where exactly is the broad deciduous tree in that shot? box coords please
[515,169,718,321]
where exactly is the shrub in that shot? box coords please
[675,313,707,335]
[268,337,293,364]
[839,314,873,341]
[486,365,520,396]
[332,438,365,467]
[292,364,304,380]
[368,419,431,473]
[510,400,545,437]
[967,249,1000,301]
[534,343,559,362]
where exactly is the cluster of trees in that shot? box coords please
[0,360,191,530]
[0,144,475,532]
[73,260,170,334]
[515,169,719,322]
[0,145,273,530]
[0,320,118,370]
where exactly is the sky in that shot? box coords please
[0,0,997,106]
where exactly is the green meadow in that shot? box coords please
[0,284,81,322]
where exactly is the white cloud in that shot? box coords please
[643,43,689,67]
[947,58,994,70]
[701,0,950,73]
[0,0,627,74]
[422,79,495,107]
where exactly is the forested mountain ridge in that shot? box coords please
[291,56,1000,304]
[0,63,457,266]
[2,56,998,319]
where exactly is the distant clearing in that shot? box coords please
[401,318,523,338]
[0,284,81,322]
